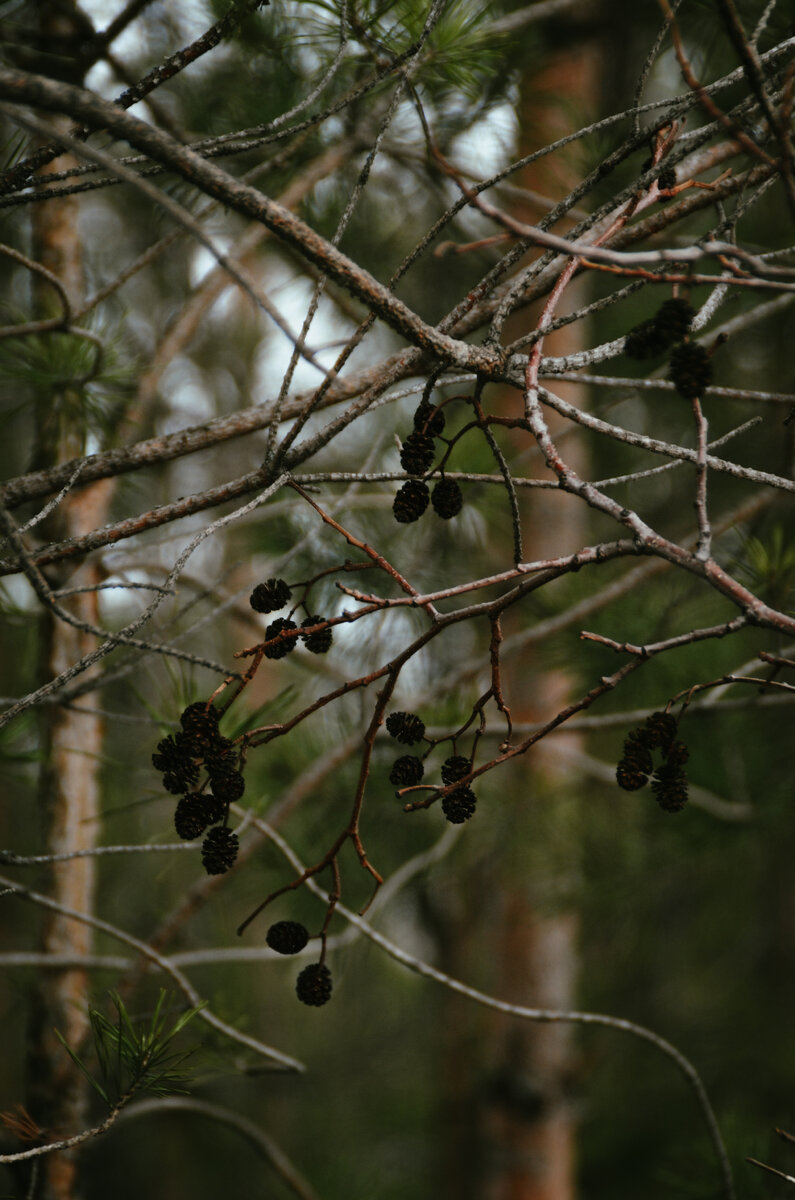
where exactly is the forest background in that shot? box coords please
[0,1,793,1198]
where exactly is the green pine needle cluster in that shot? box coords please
[735,525,795,613]
[55,991,203,1111]
[0,321,134,442]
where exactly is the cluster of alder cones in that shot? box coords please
[624,296,714,400]
[616,710,689,813]
[249,577,333,657]
[152,702,242,874]
[266,921,332,1007]
[151,579,332,874]
[393,399,463,524]
[386,710,478,823]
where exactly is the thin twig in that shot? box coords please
[0,872,303,1072]
[260,819,736,1200]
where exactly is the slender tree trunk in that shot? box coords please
[434,17,602,1199]
[476,30,602,1195]
[25,6,111,1197]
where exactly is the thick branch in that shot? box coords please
[0,69,504,373]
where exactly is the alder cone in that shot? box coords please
[198,791,226,826]
[152,733,194,777]
[264,617,297,659]
[625,298,694,361]
[161,765,199,795]
[267,921,310,955]
[615,725,655,791]
[250,578,292,613]
[669,342,712,399]
[625,318,668,360]
[210,769,245,804]
[413,399,445,437]
[386,711,425,745]
[654,298,693,344]
[644,711,677,753]
[442,785,477,824]
[296,963,332,1007]
[393,480,429,523]
[651,763,688,812]
[389,755,424,787]
[174,795,214,840]
[431,478,462,519]
[180,722,224,760]
[441,755,470,785]
[180,702,220,736]
[616,760,648,791]
[204,736,235,773]
[620,729,653,776]
[301,615,333,654]
[665,740,689,767]
[201,826,239,875]
[400,431,435,475]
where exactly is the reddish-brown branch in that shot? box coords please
[403,656,648,812]
[659,0,777,172]
[288,481,437,615]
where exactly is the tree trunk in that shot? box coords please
[25,6,111,1197]
[434,17,603,1199]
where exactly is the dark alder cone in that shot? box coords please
[441,755,471,785]
[179,704,219,753]
[442,785,477,824]
[295,962,333,1007]
[180,702,219,736]
[665,739,690,767]
[180,725,224,761]
[400,431,435,476]
[152,733,193,776]
[669,341,712,399]
[301,615,333,654]
[204,736,235,775]
[657,165,677,191]
[644,711,677,753]
[197,791,226,827]
[651,763,688,813]
[174,795,217,840]
[393,480,429,524]
[654,298,693,345]
[266,920,310,955]
[207,748,239,782]
[413,399,445,437]
[389,755,424,787]
[386,711,425,745]
[201,826,239,875]
[162,767,199,796]
[621,729,653,775]
[431,477,463,519]
[264,617,298,659]
[616,726,654,791]
[175,730,195,754]
[624,318,668,360]
[209,769,245,804]
[250,578,292,613]
[616,759,649,791]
